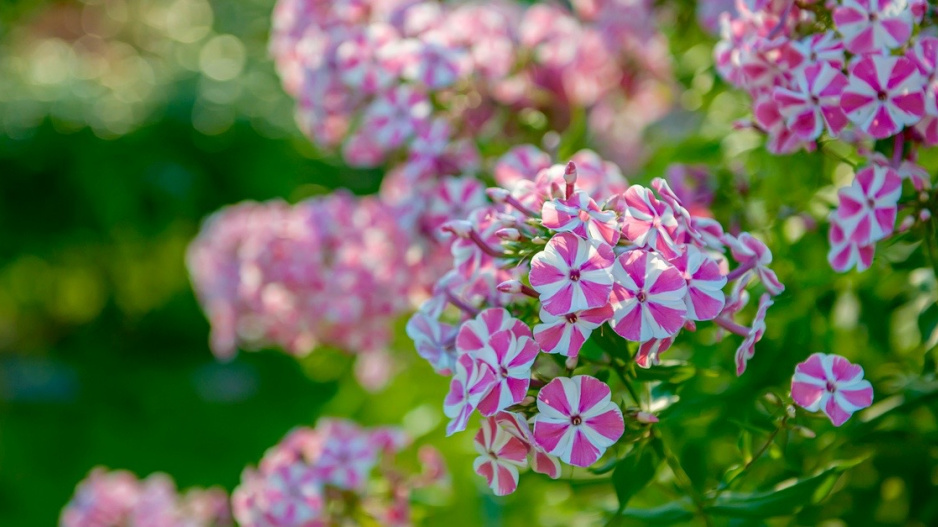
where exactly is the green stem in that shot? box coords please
[609,358,642,408]
[716,415,788,495]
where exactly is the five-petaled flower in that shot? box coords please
[609,249,688,342]
[529,233,615,316]
[533,305,613,357]
[472,415,529,496]
[541,191,620,246]
[840,55,924,139]
[791,353,874,426]
[533,375,625,467]
[474,329,541,416]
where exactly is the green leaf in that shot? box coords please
[919,302,938,345]
[706,457,867,519]
[633,361,696,384]
[613,500,695,524]
[612,444,659,511]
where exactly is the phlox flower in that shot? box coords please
[910,36,938,117]
[753,93,815,155]
[568,149,628,199]
[541,191,620,246]
[494,145,552,189]
[238,464,324,527]
[529,233,615,316]
[360,85,432,151]
[828,215,877,273]
[444,353,497,436]
[533,305,613,357]
[725,233,785,296]
[789,31,845,71]
[472,415,529,496]
[609,249,688,342]
[773,62,849,139]
[334,24,398,94]
[405,311,457,375]
[635,337,674,368]
[532,375,624,467]
[832,164,902,246]
[422,175,488,235]
[315,421,378,490]
[494,412,562,479]
[456,308,532,356]
[410,41,465,89]
[734,293,773,376]
[833,0,913,55]
[475,329,541,416]
[791,353,874,426]
[841,55,925,139]
[668,245,727,321]
[620,185,681,257]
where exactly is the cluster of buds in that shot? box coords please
[232,419,447,526]
[269,0,671,171]
[60,468,231,527]
[406,154,790,495]
[714,0,936,272]
[186,192,426,389]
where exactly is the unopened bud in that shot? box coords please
[495,213,520,227]
[898,215,915,232]
[920,209,932,222]
[683,319,697,332]
[636,411,659,424]
[441,220,472,238]
[521,395,536,406]
[531,236,548,245]
[786,404,797,419]
[564,161,578,185]
[487,187,510,203]
[497,280,523,294]
[496,228,522,241]
[564,355,579,371]
[793,425,816,439]
[763,392,781,406]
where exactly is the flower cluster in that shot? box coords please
[61,468,231,527]
[269,0,671,171]
[407,154,787,494]
[186,192,425,389]
[714,0,936,272]
[232,419,446,526]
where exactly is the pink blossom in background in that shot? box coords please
[791,353,874,426]
[529,233,615,316]
[233,419,440,526]
[494,145,553,189]
[61,468,231,527]
[405,311,457,375]
[533,375,624,467]
[610,250,688,342]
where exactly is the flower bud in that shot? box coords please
[898,215,915,232]
[563,161,578,185]
[521,395,536,406]
[495,228,522,241]
[793,425,816,439]
[635,411,659,424]
[786,404,797,419]
[564,355,579,371]
[497,280,523,293]
[441,220,472,238]
[920,209,932,222]
[487,187,510,203]
[531,236,548,245]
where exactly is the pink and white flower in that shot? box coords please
[494,412,562,479]
[635,337,674,368]
[773,62,850,140]
[832,0,913,55]
[444,353,497,436]
[609,250,688,342]
[472,416,529,495]
[790,31,845,71]
[668,245,727,321]
[791,353,874,426]
[841,55,925,139]
[734,293,773,376]
[456,308,532,356]
[494,145,552,189]
[315,421,378,490]
[406,311,457,375]
[827,217,876,272]
[475,329,541,416]
[832,164,902,246]
[360,85,432,151]
[541,191,620,246]
[532,375,625,467]
[533,305,613,357]
[725,233,785,296]
[619,185,681,257]
[529,233,615,316]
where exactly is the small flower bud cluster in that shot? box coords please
[186,192,424,389]
[269,0,671,171]
[61,468,231,527]
[406,154,786,495]
[713,0,936,272]
[232,419,446,527]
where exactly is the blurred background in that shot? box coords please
[2,0,937,526]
